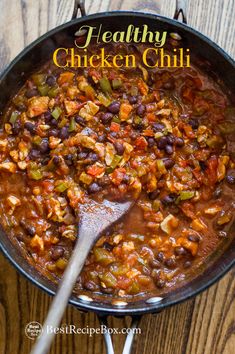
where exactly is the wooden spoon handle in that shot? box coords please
[30,231,94,354]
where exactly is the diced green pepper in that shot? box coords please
[177,190,195,203]
[97,93,111,107]
[9,111,19,124]
[106,167,114,174]
[99,272,117,288]
[51,107,62,120]
[152,199,161,211]
[69,117,76,132]
[84,85,96,100]
[93,248,115,266]
[48,86,60,98]
[32,74,47,86]
[12,96,26,110]
[156,159,167,174]
[112,116,121,123]
[33,136,42,145]
[110,155,122,169]
[112,78,122,89]
[38,84,50,96]
[133,116,142,125]
[28,169,43,180]
[55,181,69,193]
[79,172,93,185]
[99,77,112,94]
[128,281,140,295]
[110,263,129,276]
[56,258,68,270]
[130,86,138,96]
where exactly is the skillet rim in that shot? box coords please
[0,10,234,316]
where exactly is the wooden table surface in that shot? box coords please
[0,1,234,353]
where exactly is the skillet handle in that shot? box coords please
[72,0,187,23]
[174,0,187,24]
[72,0,86,18]
[98,315,141,354]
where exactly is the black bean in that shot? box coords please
[110,131,118,138]
[98,133,106,142]
[188,234,200,242]
[174,137,185,147]
[59,127,69,140]
[75,115,86,126]
[148,189,160,200]
[142,266,151,275]
[84,281,97,291]
[183,261,192,268]
[199,161,207,171]
[12,122,21,135]
[174,246,187,256]
[26,225,36,237]
[149,259,161,268]
[162,195,175,205]
[48,128,59,137]
[88,182,102,194]
[130,131,138,140]
[136,104,146,117]
[163,158,175,169]
[29,149,41,160]
[20,219,35,237]
[163,80,175,90]
[226,175,235,185]
[155,279,166,289]
[165,258,176,268]
[166,134,174,145]
[52,155,61,165]
[213,187,222,198]
[46,75,56,86]
[147,77,154,86]
[157,136,168,149]
[114,141,124,155]
[103,242,114,251]
[44,111,52,122]
[87,152,99,162]
[38,139,50,153]
[128,95,138,104]
[122,174,130,184]
[101,287,113,294]
[188,119,199,129]
[147,138,155,147]
[156,251,165,262]
[165,145,174,155]
[78,152,88,160]
[50,246,64,260]
[108,101,120,114]
[152,123,165,132]
[24,121,36,134]
[25,88,38,98]
[50,118,58,127]
[64,154,74,166]
[101,112,113,124]
[42,156,50,166]
[98,176,111,186]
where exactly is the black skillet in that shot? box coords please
[0,1,234,353]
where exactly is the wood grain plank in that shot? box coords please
[0,1,234,354]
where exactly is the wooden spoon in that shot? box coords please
[31,198,134,354]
